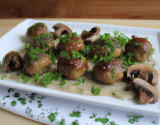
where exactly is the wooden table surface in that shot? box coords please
[0,18,160,125]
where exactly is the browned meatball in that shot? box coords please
[57,57,88,80]
[93,58,126,85]
[27,23,48,39]
[24,52,52,76]
[125,36,152,62]
[91,39,122,59]
[58,37,84,54]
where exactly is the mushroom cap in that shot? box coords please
[2,51,23,72]
[81,27,100,44]
[52,23,73,37]
[127,64,159,85]
[133,78,159,104]
[125,37,152,62]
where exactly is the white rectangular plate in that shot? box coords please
[0,19,160,115]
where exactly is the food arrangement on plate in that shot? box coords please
[0,22,159,105]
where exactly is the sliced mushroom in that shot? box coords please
[2,51,23,72]
[58,37,84,54]
[23,53,52,76]
[57,57,88,80]
[52,23,73,37]
[93,58,126,85]
[81,27,100,44]
[27,22,48,39]
[125,37,152,62]
[133,78,159,104]
[127,64,159,85]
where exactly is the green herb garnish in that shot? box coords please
[109,121,117,125]
[59,80,66,87]
[127,115,144,124]
[72,50,82,60]
[13,92,20,98]
[37,100,43,108]
[69,111,81,118]
[89,113,96,118]
[0,61,1,68]
[18,97,27,106]
[11,101,17,107]
[111,69,115,78]
[152,48,155,54]
[71,121,79,125]
[49,50,56,64]
[134,42,142,46]
[57,119,65,125]
[48,112,58,123]
[1,76,7,80]
[152,121,156,124]
[34,73,39,83]
[91,85,102,96]
[20,74,30,83]
[60,51,70,59]
[108,112,111,116]
[95,117,109,125]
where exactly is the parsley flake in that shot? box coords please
[152,48,155,54]
[152,121,156,124]
[127,115,144,124]
[13,92,20,98]
[11,101,17,107]
[57,119,65,125]
[48,112,58,123]
[69,111,81,118]
[89,113,96,119]
[95,117,109,125]
[71,121,79,125]
[59,80,66,87]
[18,97,27,106]
[34,73,39,83]
[109,121,117,125]
[49,50,56,64]
[92,85,102,96]
[20,74,30,83]
[37,100,43,108]
[0,61,1,68]
[1,76,7,80]
[60,51,70,59]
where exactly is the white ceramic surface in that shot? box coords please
[0,19,160,116]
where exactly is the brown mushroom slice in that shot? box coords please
[93,58,126,85]
[57,57,88,80]
[24,53,52,76]
[125,37,152,62]
[81,27,100,44]
[2,51,23,72]
[52,23,73,37]
[27,22,48,39]
[133,78,159,104]
[127,64,159,85]
[58,37,84,54]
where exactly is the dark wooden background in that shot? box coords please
[0,0,160,19]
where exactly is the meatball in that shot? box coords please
[93,58,126,85]
[27,22,48,39]
[91,39,122,59]
[125,36,152,62]
[57,57,88,80]
[58,37,84,54]
[23,52,52,76]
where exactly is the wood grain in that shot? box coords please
[0,0,160,19]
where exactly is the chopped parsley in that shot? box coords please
[3,103,6,106]
[111,69,115,78]
[0,61,1,68]
[69,111,81,118]
[72,83,80,86]
[11,101,17,107]
[81,45,91,56]
[152,121,156,124]
[108,112,111,116]
[34,73,39,83]
[109,121,117,125]
[112,92,115,95]
[72,50,82,60]
[127,115,144,124]
[1,76,7,80]
[25,106,33,117]
[71,121,79,125]
[134,42,142,46]
[60,51,70,59]
[28,93,36,103]
[13,92,20,98]
[72,78,87,86]
[20,74,30,83]
[18,97,27,106]
[8,88,14,93]
[57,119,65,125]
[89,113,96,118]
[152,48,155,54]
[91,85,102,96]
[59,80,66,87]
[71,32,78,37]
[77,40,81,43]
[49,50,56,64]
[48,112,58,123]
[37,100,43,108]
[53,72,62,80]
[95,117,109,125]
